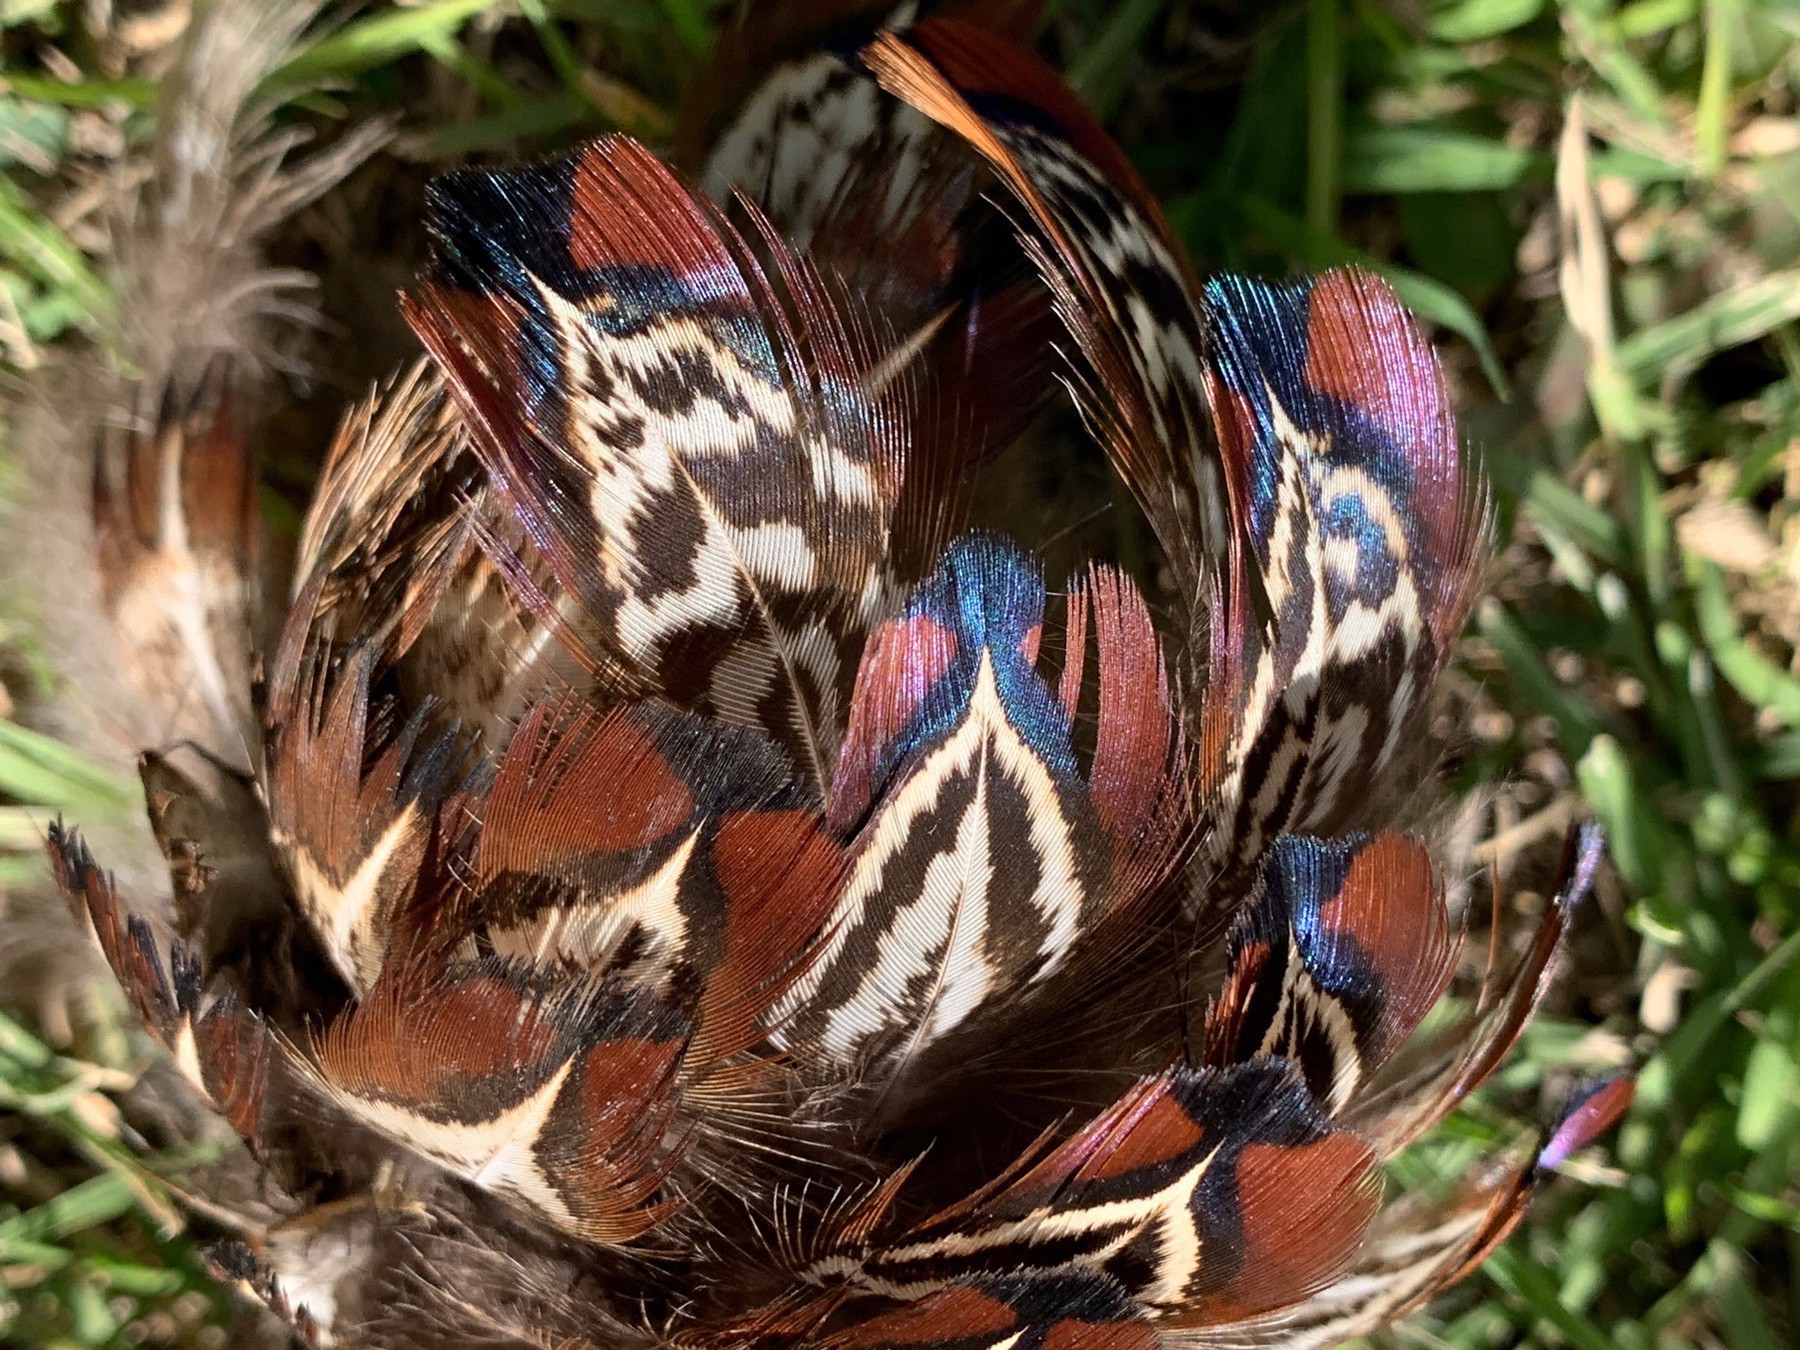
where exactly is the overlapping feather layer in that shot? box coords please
[50,5,1628,1347]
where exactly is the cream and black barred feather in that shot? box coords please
[33,4,1630,1348]
[859,20,1489,888]
[405,134,911,791]
[681,1,1060,574]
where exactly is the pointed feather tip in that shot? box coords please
[310,956,692,1245]
[264,640,472,993]
[46,821,275,1142]
[834,530,1074,813]
[1562,819,1608,910]
[1537,1074,1634,1173]
[1537,818,1607,942]
[877,16,1162,223]
[833,538,1179,843]
[828,611,960,833]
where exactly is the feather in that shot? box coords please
[263,641,472,994]
[858,26,1489,892]
[272,360,559,737]
[404,136,909,791]
[32,13,1629,1346]
[306,956,689,1245]
[139,747,343,1034]
[682,1,1042,240]
[456,694,844,1065]
[1351,823,1605,1156]
[683,2,1060,581]
[91,371,261,768]
[1538,1074,1635,1173]
[1192,271,1489,879]
[205,1196,660,1349]
[821,1272,1154,1349]
[860,18,1224,625]
[48,822,273,1141]
[1202,833,1456,1115]
[775,533,1184,1080]
[1171,1075,1635,1350]
[207,1231,340,1346]
[819,1060,1379,1324]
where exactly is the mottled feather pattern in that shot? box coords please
[859,23,1490,891]
[405,136,913,792]
[689,2,1062,584]
[862,19,1226,612]
[779,534,1183,1077]
[1197,272,1489,874]
[1203,834,1456,1116]
[698,13,938,258]
[42,8,1630,1348]
[272,360,560,739]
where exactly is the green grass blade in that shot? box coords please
[1342,127,1548,194]
[1485,1247,1616,1350]
[1617,271,1800,384]
[1306,0,1342,234]
[270,0,509,88]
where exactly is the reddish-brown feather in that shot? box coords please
[315,968,563,1100]
[1172,1133,1380,1327]
[1079,565,1179,854]
[828,613,958,834]
[862,19,1241,627]
[819,1282,1157,1350]
[1361,826,1604,1155]
[48,824,276,1145]
[476,698,697,882]
[1323,835,1458,1062]
[311,956,691,1244]
[832,1285,1020,1347]
[1299,270,1481,651]
[1058,1081,1205,1184]
[901,20,1166,228]
[697,806,844,1061]
[93,378,257,596]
